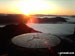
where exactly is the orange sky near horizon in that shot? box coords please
[0,0,75,15]
[0,9,75,15]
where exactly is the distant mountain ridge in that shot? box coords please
[0,14,28,24]
[0,14,75,24]
[36,17,67,23]
[0,14,68,24]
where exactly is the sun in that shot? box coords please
[22,9,30,15]
[23,10,29,15]
[17,0,53,15]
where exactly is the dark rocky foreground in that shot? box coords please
[0,23,41,55]
[0,23,75,56]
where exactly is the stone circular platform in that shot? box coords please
[11,33,61,48]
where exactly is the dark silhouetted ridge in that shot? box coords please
[37,16,67,23]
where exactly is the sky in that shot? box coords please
[0,0,75,15]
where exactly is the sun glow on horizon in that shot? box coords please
[17,0,55,15]
[0,0,75,15]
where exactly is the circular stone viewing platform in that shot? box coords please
[11,33,61,48]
